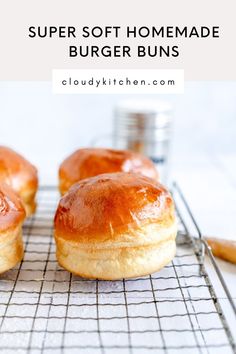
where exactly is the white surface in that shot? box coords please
[0,81,235,323]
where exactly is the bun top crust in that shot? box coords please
[54,172,175,244]
[59,148,158,194]
[0,183,26,232]
[0,146,38,195]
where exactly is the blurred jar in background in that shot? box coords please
[113,100,172,183]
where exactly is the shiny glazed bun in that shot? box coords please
[59,148,158,195]
[54,172,177,280]
[0,146,38,216]
[0,183,26,273]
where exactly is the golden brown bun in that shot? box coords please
[0,183,25,273]
[0,146,38,216]
[59,148,158,195]
[54,172,177,279]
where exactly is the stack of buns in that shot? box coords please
[2,145,233,279]
[0,145,176,278]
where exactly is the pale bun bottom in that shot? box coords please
[55,238,176,280]
[0,226,24,274]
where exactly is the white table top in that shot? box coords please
[172,152,236,338]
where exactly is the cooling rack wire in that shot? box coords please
[0,184,235,354]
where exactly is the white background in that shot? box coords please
[1,0,236,80]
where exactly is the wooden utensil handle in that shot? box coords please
[206,237,236,264]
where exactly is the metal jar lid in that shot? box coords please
[114,99,172,142]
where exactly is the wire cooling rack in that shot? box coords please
[0,184,235,354]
